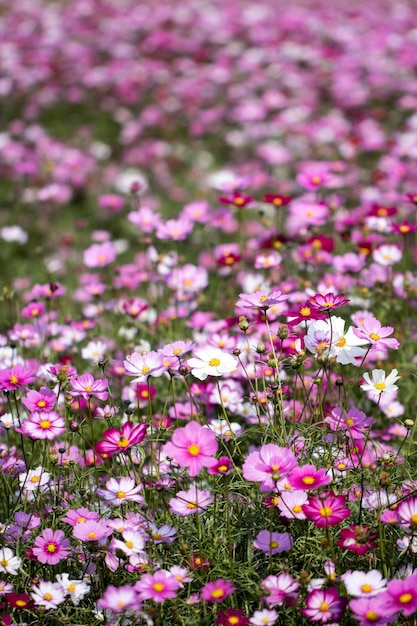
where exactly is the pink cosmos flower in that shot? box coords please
[296,163,335,190]
[302,587,347,622]
[134,570,181,603]
[61,507,100,526]
[20,411,66,441]
[397,496,417,529]
[288,465,331,491]
[277,491,308,520]
[83,241,117,268]
[353,317,400,351]
[260,573,300,607]
[307,292,350,312]
[70,373,109,401]
[156,218,194,240]
[286,302,326,326]
[253,530,293,555]
[72,519,113,542]
[96,476,144,505]
[242,444,298,492]
[95,422,147,458]
[249,609,278,625]
[169,487,214,516]
[163,421,218,477]
[22,387,56,412]
[236,290,288,310]
[0,365,36,391]
[124,350,166,383]
[201,579,235,603]
[382,575,417,616]
[22,301,45,319]
[325,407,374,440]
[349,595,398,626]
[302,492,351,527]
[32,528,70,565]
[98,585,140,613]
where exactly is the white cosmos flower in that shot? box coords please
[188,348,238,381]
[0,548,22,575]
[56,573,90,605]
[360,368,400,398]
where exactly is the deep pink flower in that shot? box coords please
[95,422,147,458]
[288,465,331,491]
[302,492,351,527]
[20,410,66,441]
[21,301,45,319]
[286,302,327,326]
[242,444,298,492]
[307,292,350,312]
[163,421,218,477]
[337,525,377,556]
[219,191,253,208]
[134,570,181,603]
[0,366,36,391]
[70,373,108,401]
[201,579,235,603]
[325,407,374,440]
[264,194,292,207]
[32,528,70,565]
[216,608,250,626]
[302,587,347,622]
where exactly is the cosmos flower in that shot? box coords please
[163,421,218,476]
[32,528,70,565]
[360,369,400,398]
[201,579,235,603]
[188,348,238,381]
[134,570,181,603]
[302,492,351,527]
[95,422,147,458]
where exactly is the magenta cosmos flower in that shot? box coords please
[134,570,181,603]
[242,444,298,492]
[302,492,351,527]
[201,579,235,603]
[302,587,347,622]
[32,528,70,565]
[288,465,331,491]
[95,422,147,458]
[20,411,65,441]
[253,530,293,555]
[349,595,398,626]
[0,365,36,391]
[163,421,218,476]
[70,373,109,401]
[22,387,56,412]
[169,487,214,516]
[307,292,350,312]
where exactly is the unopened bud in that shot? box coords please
[277,324,289,339]
[238,316,249,332]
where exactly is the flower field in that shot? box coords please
[1,0,417,624]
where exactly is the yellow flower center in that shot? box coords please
[43,593,53,601]
[270,541,279,549]
[141,365,151,374]
[0,559,8,567]
[118,436,130,447]
[30,476,40,483]
[46,543,57,553]
[399,593,413,604]
[234,197,244,206]
[188,444,200,456]
[365,612,379,621]
[67,584,76,592]
[218,464,228,472]
[319,601,329,612]
[302,476,315,485]
[10,375,19,384]
[336,337,346,347]
[39,420,51,429]
[300,306,311,316]
[374,382,386,390]
[88,532,97,539]
[153,583,165,592]
[293,505,302,513]
[16,600,27,607]
[116,491,126,499]
[84,385,92,392]
[319,506,333,518]
[125,540,134,549]
[209,358,220,367]
[259,295,268,303]
[77,517,86,524]
[211,588,225,599]
[369,333,380,341]
[37,400,46,408]
[361,584,373,593]
[186,503,197,509]
[273,198,282,206]
[312,176,322,185]
[173,348,182,355]
[229,618,240,625]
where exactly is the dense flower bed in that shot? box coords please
[0,0,417,624]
